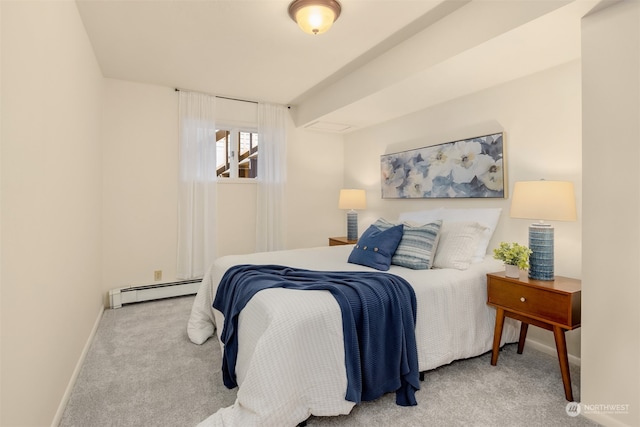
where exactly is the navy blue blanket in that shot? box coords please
[213,264,420,406]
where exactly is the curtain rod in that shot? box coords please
[174,87,258,105]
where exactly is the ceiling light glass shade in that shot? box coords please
[288,0,341,35]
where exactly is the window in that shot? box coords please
[215,129,259,178]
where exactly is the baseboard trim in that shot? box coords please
[525,337,581,366]
[51,304,104,427]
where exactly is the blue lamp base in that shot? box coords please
[346,211,358,241]
[528,223,554,281]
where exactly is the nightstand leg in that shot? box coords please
[553,326,573,401]
[517,322,528,354]
[491,308,505,366]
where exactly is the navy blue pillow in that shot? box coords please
[347,224,404,271]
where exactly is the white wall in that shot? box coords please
[101,81,345,295]
[344,61,583,357]
[286,123,345,248]
[1,1,104,425]
[102,79,179,295]
[581,2,639,426]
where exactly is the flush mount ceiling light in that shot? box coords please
[288,0,342,35]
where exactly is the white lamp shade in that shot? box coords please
[338,189,366,210]
[510,180,577,221]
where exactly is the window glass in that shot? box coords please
[216,129,258,178]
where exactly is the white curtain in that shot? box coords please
[256,103,287,252]
[177,91,217,279]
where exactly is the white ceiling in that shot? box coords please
[76,0,604,133]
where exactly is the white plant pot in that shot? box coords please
[505,264,520,278]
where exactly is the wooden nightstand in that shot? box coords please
[487,272,581,401]
[328,236,357,246]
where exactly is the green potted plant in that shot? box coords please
[493,242,532,278]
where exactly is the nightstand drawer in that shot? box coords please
[488,280,570,325]
[487,274,581,329]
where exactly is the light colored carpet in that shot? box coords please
[59,295,598,427]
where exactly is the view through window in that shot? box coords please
[216,129,259,178]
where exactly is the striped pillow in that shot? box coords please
[374,218,442,270]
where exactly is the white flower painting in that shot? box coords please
[381,133,505,199]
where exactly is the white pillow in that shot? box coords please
[398,208,443,224]
[432,221,489,270]
[440,208,502,262]
[398,208,501,262]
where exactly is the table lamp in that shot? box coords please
[338,189,366,241]
[510,180,577,280]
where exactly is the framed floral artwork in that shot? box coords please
[380,132,505,199]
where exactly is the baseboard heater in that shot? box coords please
[109,279,201,309]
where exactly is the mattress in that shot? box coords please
[188,245,519,426]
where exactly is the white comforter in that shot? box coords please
[188,245,519,427]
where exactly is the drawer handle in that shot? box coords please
[520,297,526,302]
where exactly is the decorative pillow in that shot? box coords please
[399,208,501,263]
[440,208,501,263]
[432,221,489,270]
[347,224,404,271]
[374,218,442,270]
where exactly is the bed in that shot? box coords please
[188,210,520,426]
